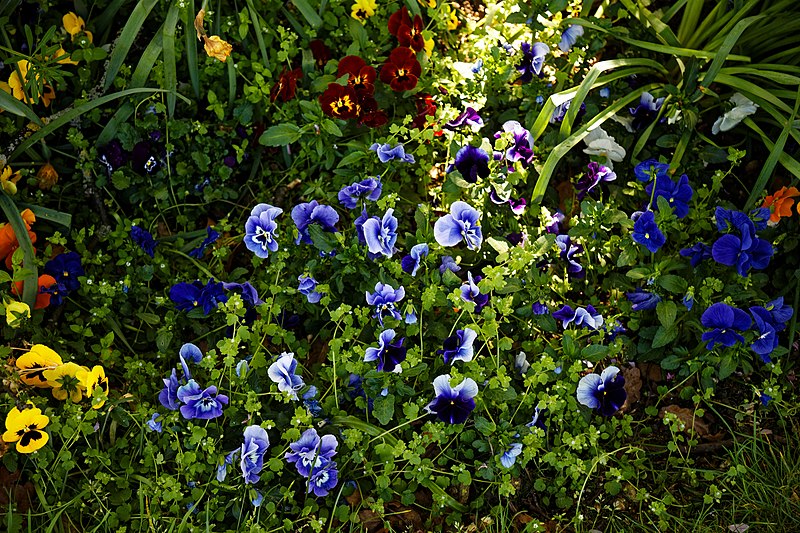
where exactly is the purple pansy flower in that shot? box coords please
[494,120,534,167]
[426,374,479,424]
[268,352,305,400]
[364,329,407,372]
[575,162,616,200]
[176,379,229,420]
[516,42,548,83]
[444,107,484,131]
[555,235,584,278]
[285,428,338,477]
[292,200,339,245]
[450,145,490,183]
[244,203,283,258]
[439,255,461,273]
[576,366,627,416]
[552,304,604,330]
[631,211,666,253]
[544,210,565,234]
[460,272,489,312]
[158,368,181,410]
[240,425,270,484]
[369,143,415,163]
[700,302,751,349]
[626,288,661,311]
[338,178,382,209]
[130,225,157,257]
[366,282,405,325]
[434,201,483,250]
[189,227,220,259]
[401,243,429,276]
[558,25,584,52]
[298,275,322,303]
[437,327,478,364]
[363,208,398,257]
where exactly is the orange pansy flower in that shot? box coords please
[762,186,799,223]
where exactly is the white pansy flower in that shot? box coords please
[712,93,758,134]
[582,126,626,169]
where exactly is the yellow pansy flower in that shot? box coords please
[203,35,232,62]
[5,300,30,327]
[36,162,59,190]
[2,405,49,454]
[16,344,63,388]
[447,6,459,31]
[351,0,377,22]
[44,362,86,403]
[7,60,54,107]
[418,0,436,7]
[63,12,92,43]
[424,37,435,58]
[1,165,22,195]
[76,365,109,409]
[53,47,78,66]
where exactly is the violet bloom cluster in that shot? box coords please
[366,282,405,325]
[515,42,548,83]
[338,177,382,209]
[292,200,339,245]
[285,428,339,497]
[434,201,483,251]
[364,329,407,372]
[494,120,534,167]
[268,352,305,400]
[450,145,490,183]
[169,279,228,315]
[130,225,157,257]
[711,207,773,277]
[437,327,478,364]
[363,208,398,257]
[244,203,283,258]
[460,272,489,312]
[575,162,616,200]
[426,374,479,424]
[646,174,693,219]
[576,366,627,417]
[552,304,604,330]
[444,107,484,131]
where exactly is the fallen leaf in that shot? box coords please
[659,405,712,437]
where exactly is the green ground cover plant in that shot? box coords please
[0,0,798,531]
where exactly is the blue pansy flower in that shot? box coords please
[292,200,339,245]
[363,208,398,257]
[575,161,616,200]
[646,174,693,218]
[44,251,84,293]
[251,490,263,507]
[750,207,771,231]
[558,24,584,52]
[552,304,604,330]
[750,307,779,363]
[444,107,484,131]
[434,201,483,250]
[285,428,338,478]
[176,379,229,420]
[130,225,157,257]
[439,255,461,273]
[366,282,405,325]
[158,368,181,410]
[364,329,407,372]
[338,178,382,209]
[626,288,662,311]
[240,425,270,484]
[631,211,666,253]
[169,279,228,315]
[298,275,322,303]
[760,392,772,406]
[180,342,203,364]
[500,443,523,468]
[221,282,264,307]
[268,352,305,400]
[516,42,548,83]
[426,374,479,424]
[494,120,534,167]
[682,293,694,310]
[550,99,586,123]
[680,242,712,267]
[634,159,670,182]
[711,209,773,277]
[369,143,415,163]
[354,207,369,245]
[599,87,610,98]
[147,413,163,433]
[450,145,490,183]
[460,272,489,312]
[437,327,478,364]
[629,91,664,129]
[531,302,549,315]
[555,235,584,278]
[308,459,339,497]
[762,297,793,331]
[401,243,429,276]
[189,227,220,259]
[577,366,627,416]
[700,302,751,349]
[244,203,283,258]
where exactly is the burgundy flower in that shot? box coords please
[357,93,388,127]
[319,83,359,120]
[270,67,303,103]
[309,39,330,69]
[388,7,412,37]
[397,15,425,52]
[337,56,376,95]
[380,47,421,92]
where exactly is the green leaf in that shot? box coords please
[15,204,71,229]
[0,193,37,307]
[290,0,322,28]
[246,0,271,70]
[337,151,366,168]
[321,119,343,137]
[652,325,678,348]
[656,300,677,329]
[718,354,737,380]
[163,5,180,117]
[308,224,337,253]
[660,354,682,370]
[104,0,160,91]
[185,0,200,99]
[581,344,609,361]
[700,15,764,90]
[372,394,395,425]
[474,416,496,436]
[486,237,509,254]
[0,88,43,125]
[258,124,303,146]
[658,274,688,293]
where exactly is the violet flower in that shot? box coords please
[267,352,305,400]
[494,120,534,167]
[450,145,490,183]
[244,203,283,258]
[444,107,484,131]
[576,366,626,416]
[131,225,157,257]
[364,329,407,372]
[369,143,415,163]
[426,374,479,424]
[292,200,339,245]
[434,201,482,250]
[626,288,661,311]
[437,327,478,364]
[176,379,229,420]
[363,208,398,257]
[240,425,270,484]
[298,275,322,303]
[575,162,616,200]
[646,174,693,219]
[338,177,382,209]
[460,272,489,312]
[555,235,584,278]
[401,243,429,276]
[285,428,338,477]
[552,304,603,330]
[700,302,751,349]
[365,282,405,325]
[515,42,548,83]
[631,211,666,253]
[558,25,584,52]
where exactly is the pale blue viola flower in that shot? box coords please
[298,275,322,303]
[366,282,405,325]
[558,25,584,52]
[338,177,382,209]
[439,255,461,273]
[146,413,162,433]
[401,243,429,276]
[251,490,263,507]
[292,200,339,245]
[500,443,523,468]
[268,352,305,400]
[240,425,270,484]
[363,208,398,257]
[235,359,250,378]
[576,366,627,416]
[434,201,483,251]
[244,203,283,258]
[369,143,415,163]
[285,428,338,477]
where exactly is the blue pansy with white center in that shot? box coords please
[426,374,479,424]
[450,145,490,183]
[338,177,382,209]
[240,425,270,484]
[401,243,429,276]
[646,174,693,218]
[552,304,604,330]
[369,143,415,163]
[434,201,483,250]
[307,459,339,497]
[500,443,523,468]
[444,107,484,131]
[460,272,489,312]
[244,203,283,258]
[130,225,157,257]
[268,352,305,400]
[437,327,478,364]
[363,208,398,257]
[631,211,666,253]
[364,329,407,372]
[176,379,229,420]
[366,282,405,325]
[576,366,627,417]
[700,302,751,350]
[634,159,670,182]
[291,200,339,245]
[516,42,549,83]
[626,288,662,311]
[284,428,338,477]
[558,24,584,52]
[146,413,162,433]
[298,275,322,303]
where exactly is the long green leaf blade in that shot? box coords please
[163,5,180,117]
[185,0,200,99]
[104,0,159,91]
[290,0,322,28]
[700,15,763,90]
[0,90,43,125]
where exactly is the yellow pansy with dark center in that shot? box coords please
[76,365,109,409]
[2,405,50,453]
[43,362,86,403]
[16,344,63,388]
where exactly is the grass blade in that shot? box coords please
[15,203,72,229]
[742,118,800,179]
[103,0,159,91]
[0,192,38,307]
[290,0,322,28]
[0,89,43,125]
[246,0,271,70]
[699,15,763,90]
[163,4,180,117]
[185,0,200,99]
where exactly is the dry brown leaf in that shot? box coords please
[659,405,711,437]
[621,366,641,410]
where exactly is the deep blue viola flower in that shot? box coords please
[552,304,604,330]
[308,459,339,497]
[531,302,549,315]
[701,302,751,349]
[369,143,415,163]
[354,207,369,245]
[439,255,461,273]
[634,159,670,182]
[401,243,429,276]
[44,251,84,293]
[558,25,584,52]
[500,443,523,468]
[632,211,666,253]
[576,366,627,416]
[750,306,779,363]
[550,99,586,123]
[760,392,772,406]
[426,374,479,424]
[169,281,204,312]
[180,342,203,368]
[434,201,483,250]
[363,208,398,257]
[750,207,771,231]
[285,428,337,478]
[437,327,478,364]
[682,293,694,310]
[494,120,534,167]
[338,177,382,209]
[244,203,283,258]
[366,282,405,325]
[460,272,489,312]
[189,227,220,259]
[646,174,693,218]
[711,224,773,277]
[575,161,616,200]
[268,352,305,400]
[158,368,181,410]
[146,413,163,433]
[444,107,484,131]
[240,425,270,484]
[364,329,407,372]
[130,225,157,257]
[298,275,322,303]
[292,200,339,245]
[222,282,264,307]
[714,206,753,234]
[626,288,661,311]
[198,279,228,314]
[680,242,712,267]
[763,297,793,332]
[516,42,548,83]
[450,145,490,183]
[629,91,664,129]
[176,379,229,420]
[555,235,584,278]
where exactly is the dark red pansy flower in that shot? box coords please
[397,15,425,52]
[388,7,411,37]
[309,39,330,69]
[379,47,422,92]
[319,83,359,120]
[411,93,437,130]
[356,93,388,128]
[337,56,377,95]
[270,67,303,103]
